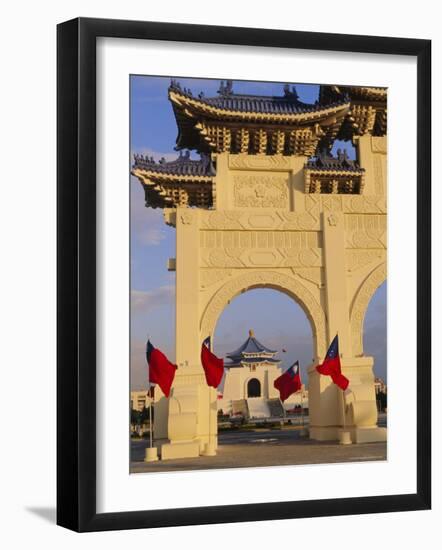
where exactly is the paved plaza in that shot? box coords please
[131,419,387,474]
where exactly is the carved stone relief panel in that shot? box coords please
[373,156,384,195]
[199,211,244,230]
[345,214,387,249]
[279,210,320,231]
[292,267,325,289]
[233,175,289,208]
[199,210,321,231]
[308,195,387,214]
[199,228,323,268]
[179,210,195,225]
[345,250,385,273]
[200,230,321,250]
[371,136,387,154]
[200,246,323,268]
[321,196,343,212]
[200,269,233,289]
[342,195,387,214]
[229,154,291,171]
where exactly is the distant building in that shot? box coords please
[217,330,308,418]
[130,390,153,411]
[374,377,387,394]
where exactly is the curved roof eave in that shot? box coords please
[169,89,350,125]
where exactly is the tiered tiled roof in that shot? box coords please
[131,151,215,208]
[304,149,365,194]
[306,149,361,172]
[319,84,387,141]
[226,330,281,368]
[133,150,215,176]
[185,80,336,115]
[131,80,386,207]
[169,80,350,156]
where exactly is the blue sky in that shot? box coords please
[130,75,387,390]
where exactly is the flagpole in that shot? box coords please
[299,384,309,437]
[339,387,352,445]
[298,361,304,432]
[341,389,346,431]
[208,340,212,454]
[149,390,153,449]
[336,331,351,445]
[205,387,217,456]
[300,390,304,428]
[147,334,153,450]
[208,380,212,447]
[202,336,216,456]
[144,386,158,461]
[144,333,158,462]
[339,326,344,434]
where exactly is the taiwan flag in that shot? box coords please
[146,340,177,398]
[274,360,302,402]
[316,335,349,391]
[201,337,224,389]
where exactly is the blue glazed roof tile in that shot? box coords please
[169,79,348,116]
[226,357,281,368]
[227,336,276,358]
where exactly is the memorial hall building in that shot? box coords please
[217,330,308,419]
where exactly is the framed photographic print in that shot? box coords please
[57,17,431,532]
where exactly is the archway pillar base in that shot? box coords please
[308,355,385,443]
[349,426,387,444]
[309,426,387,444]
[156,366,218,460]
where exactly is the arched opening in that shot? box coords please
[201,271,326,359]
[350,263,387,357]
[213,288,314,378]
[213,287,313,427]
[247,378,261,398]
[363,281,387,405]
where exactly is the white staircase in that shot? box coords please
[267,398,285,417]
[232,399,249,418]
[247,398,271,419]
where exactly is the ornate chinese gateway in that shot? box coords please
[132,80,387,459]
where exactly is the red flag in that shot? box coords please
[274,361,302,402]
[201,337,224,388]
[146,340,177,397]
[316,335,349,391]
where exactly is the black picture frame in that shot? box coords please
[57,17,431,532]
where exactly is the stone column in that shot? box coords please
[175,207,200,366]
[322,211,351,353]
[309,209,387,443]
[356,135,387,196]
[159,207,217,459]
[309,211,349,440]
[344,134,387,443]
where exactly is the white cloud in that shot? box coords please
[131,285,174,314]
[130,149,180,247]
